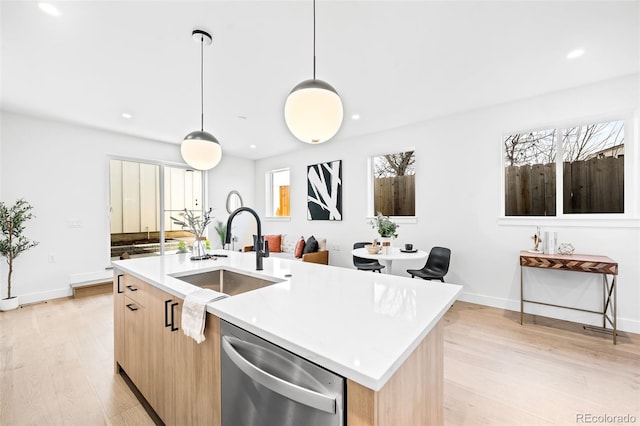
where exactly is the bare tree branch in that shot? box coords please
[375,151,415,177]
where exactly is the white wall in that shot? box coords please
[0,112,254,303]
[255,74,640,333]
[206,154,256,250]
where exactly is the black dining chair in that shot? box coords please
[353,242,385,273]
[407,246,451,282]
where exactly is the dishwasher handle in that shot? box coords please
[222,336,336,414]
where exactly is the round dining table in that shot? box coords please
[351,247,428,275]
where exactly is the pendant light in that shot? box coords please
[284,0,343,144]
[181,29,222,170]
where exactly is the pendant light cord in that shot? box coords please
[313,0,316,80]
[200,35,204,132]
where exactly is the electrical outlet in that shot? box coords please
[48,254,56,263]
[331,244,340,251]
[68,220,82,228]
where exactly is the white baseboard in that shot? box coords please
[69,270,113,286]
[18,287,73,305]
[458,291,520,311]
[458,291,640,335]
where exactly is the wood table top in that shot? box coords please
[519,250,618,275]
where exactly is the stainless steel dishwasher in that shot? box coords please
[221,320,345,426]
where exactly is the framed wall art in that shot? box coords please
[307,160,342,221]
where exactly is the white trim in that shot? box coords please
[365,216,418,224]
[69,270,113,287]
[497,216,640,228]
[106,153,190,169]
[18,287,73,305]
[458,291,640,334]
[264,216,291,222]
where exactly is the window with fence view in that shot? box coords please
[504,120,624,216]
[372,151,415,216]
[266,168,290,217]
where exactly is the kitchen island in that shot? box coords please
[112,250,462,425]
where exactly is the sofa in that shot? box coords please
[243,234,329,265]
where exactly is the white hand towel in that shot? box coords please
[182,288,225,344]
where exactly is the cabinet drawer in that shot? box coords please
[122,274,149,307]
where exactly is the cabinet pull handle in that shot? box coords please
[164,299,172,327]
[170,302,179,332]
[117,274,124,294]
[126,285,138,292]
[126,303,138,312]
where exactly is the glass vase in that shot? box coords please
[191,236,210,260]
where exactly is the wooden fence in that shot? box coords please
[374,175,415,216]
[505,157,623,216]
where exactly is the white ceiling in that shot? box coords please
[1,1,638,160]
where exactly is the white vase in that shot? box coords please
[0,296,19,311]
[379,236,394,246]
[379,236,393,254]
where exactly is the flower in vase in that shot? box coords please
[170,208,213,240]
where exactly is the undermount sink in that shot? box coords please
[173,269,281,296]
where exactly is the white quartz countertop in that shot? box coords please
[112,250,462,391]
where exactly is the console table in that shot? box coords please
[519,250,618,344]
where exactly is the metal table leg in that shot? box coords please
[613,275,617,345]
[520,265,524,325]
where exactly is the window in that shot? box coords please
[504,119,625,217]
[109,159,204,259]
[369,151,415,217]
[266,168,290,217]
[562,121,624,214]
[504,129,557,216]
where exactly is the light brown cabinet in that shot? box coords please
[114,274,152,402]
[113,273,124,373]
[150,287,221,426]
[122,294,149,395]
[113,273,220,426]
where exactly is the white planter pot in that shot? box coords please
[0,296,19,311]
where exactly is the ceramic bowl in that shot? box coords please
[365,244,381,254]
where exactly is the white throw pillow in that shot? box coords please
[316,237,327,251]
[281,234,297,254]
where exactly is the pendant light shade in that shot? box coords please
[181,29,222,170]
[285,79,343,144]
[181,130,222,170]
[284,0,343,144]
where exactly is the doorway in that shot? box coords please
[109,159,205,259]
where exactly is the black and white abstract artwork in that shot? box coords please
[307,160,342,221]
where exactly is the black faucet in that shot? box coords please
[225,207,265,271]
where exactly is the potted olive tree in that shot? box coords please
[0,199,39,311]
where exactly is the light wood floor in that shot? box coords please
[443,303,639,425]
[1,294,638,425]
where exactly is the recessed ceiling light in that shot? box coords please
[567,49,585,59]
[351,114,360,120]
[121,112,133,119]
[38,3,61,16]
[250,144,257,149]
